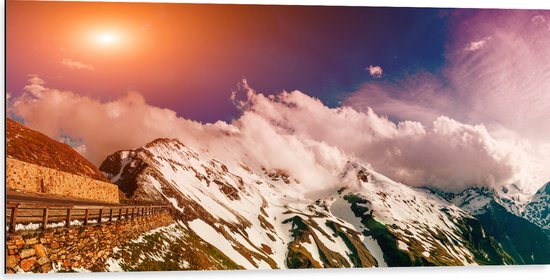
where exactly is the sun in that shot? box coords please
[96,32,119,46]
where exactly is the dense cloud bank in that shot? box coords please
[9,76,544,195]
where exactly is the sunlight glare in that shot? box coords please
[97,32,118,45]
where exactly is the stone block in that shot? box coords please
[26,238,38,245]
[20,248,36,259]
[20,257,37,272]
[35,244,47,257]
[37,256,49,266]
[41,263,53,273]
[6,255,17,268]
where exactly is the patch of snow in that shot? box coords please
[188,219,255,269]
[105,257,124,272]
[15,223,40,231]
[363,236,388,267]
[328,198,387,267]
[397,240,408,251]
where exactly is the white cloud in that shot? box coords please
[9,77,346,198]
[237,88,537,193]
[9,75,542,194]
[61,58,95,71]
[367,65,383,78]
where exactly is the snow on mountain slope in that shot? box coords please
[100,138,517,269]
[521,182,550,233]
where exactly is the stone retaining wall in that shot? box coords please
[5,211,174,273]
[6,158,119,203]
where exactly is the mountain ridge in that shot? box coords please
[99,137,549,269]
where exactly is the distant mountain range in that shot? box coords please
[99,137,550,268]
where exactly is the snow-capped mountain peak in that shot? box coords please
[99,138,550,269]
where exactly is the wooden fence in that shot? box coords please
[6,203,170,233]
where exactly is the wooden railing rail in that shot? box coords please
[6,203,170,233]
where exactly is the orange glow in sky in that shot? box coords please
[6,1,384,122]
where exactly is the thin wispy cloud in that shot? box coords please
[531,15,546,23]
[61,58,95,71]
[464,36,491,51]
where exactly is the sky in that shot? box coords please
[7,1,550,194]
[7,1,449,122]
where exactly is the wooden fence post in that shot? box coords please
[118,208,122,220]
[109,209,114,222]
[65,208,72,227]
[125,208,129,219]
[84,209,89,225]
[10,205,18,233]
[42,208,49,230]
[98,209,103,224]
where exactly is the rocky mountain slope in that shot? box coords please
[99,138,549,269]
[6,118,109,182]
[428,186,550,264]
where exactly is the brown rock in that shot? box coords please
[51,242,60,249]
[6,255,17,268]
[25,238,38,245]
[41,263,53,273]
[34,244,47,258]
[63,260,71,267]
[20,257,37,271]
[37,256,49,266]
[20,248,36,259]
